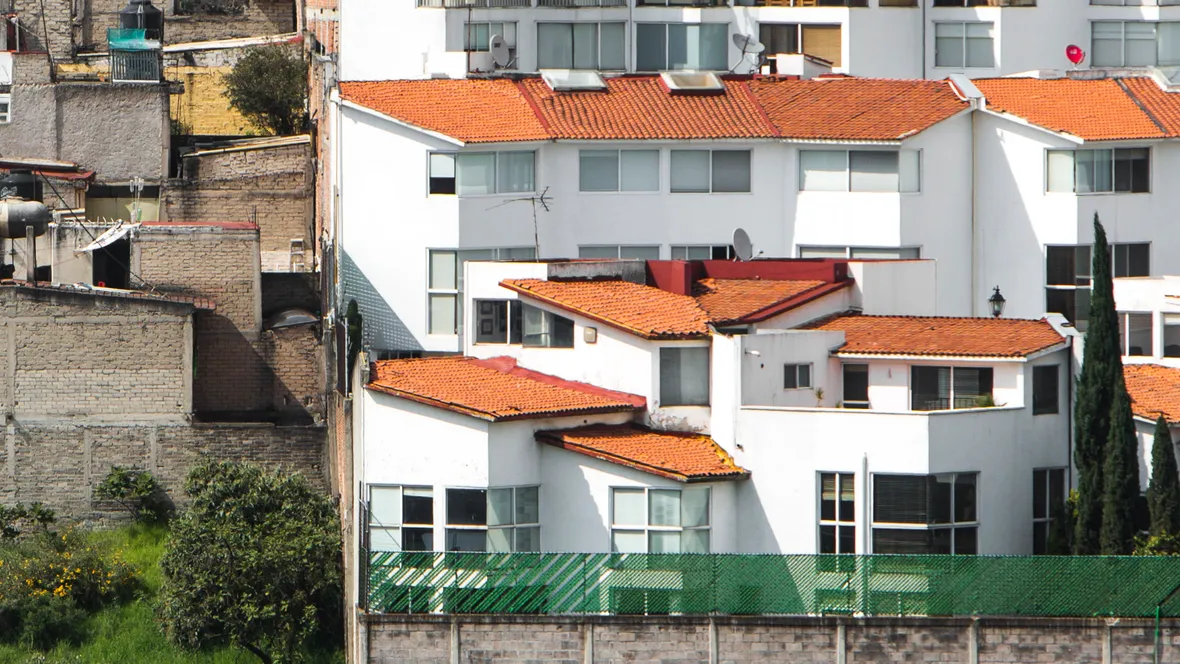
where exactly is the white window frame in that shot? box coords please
[797,246,921,259]
[442,486,539,553]
[466,21,517,52]
[634,22,730,72]
[368,485,435,552]
[1045,148,1151,195]
[798,150,920,193]
[670,245,734,260]
[578,245,661,259]
[428,248,537,336]
[536,21,626,71]
[1118,311,1155,357]
[1032,468,1065,555]
[1091,20,1180,67]
[0,94,10,124]
[870,472,980,555]
[1164,313,1180,358]
[659,345,711,406]
[473,298,522,345]
[609,486,711,554]
[577,149,660,193]
[784,363,812,390]
[670,149,752,194]
[428,151,536,197]
[818,472,856,555]
[934,21,995,69]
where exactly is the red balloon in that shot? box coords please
[1066,45,1085,65]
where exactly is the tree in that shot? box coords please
[1147,414,1180,537]
[1074,214,1122,554]
[223,45,308,136]
[157,462,341,664]
[93,465,173,524]
[1100,378,1140,554]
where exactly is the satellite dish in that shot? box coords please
[489,34,510,68]
[733,228,753,262]
[732,33,765,55]
[1065,44,1086,66]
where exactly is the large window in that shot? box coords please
[428,151,535,196]
[670,150,751,193]
[799,150,920,193]
[872,473,979,555]
[799,246,920,260]
[911,366,993,411]
[1165,314,1180,358]
[1047,148,1150,194]
[671,245,734,260]
[1119,312,1155,357]
[445,487,540,552]
[660,347,710,406]
[428,248,537,335]
[635,23,728,71]
[1032,365,1059,415]
[474,299,523,344]
[1032,468,1065,555]
[611,487,710,553]
[758,23,842,68]
[934,22,995,68]
[523,305,575,348]
[819,472,856,554]
[368,486,434,552]
[466,22,517,52]
[1045,245,1092,329]
[579,245,660,259]
[843,363,869,409]
[1092,21,1180,67]
[579,149,660,192]
[537,22,625,70]
[1113,242,1150,277]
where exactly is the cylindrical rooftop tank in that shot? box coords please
[0,170,40,202]
[0,197,51,239]
[119,0,164,42]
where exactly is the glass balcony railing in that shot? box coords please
[416,0,530,7]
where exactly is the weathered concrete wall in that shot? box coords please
[362,615,1180,664]
[74,0,294,52]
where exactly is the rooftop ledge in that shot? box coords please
[740,404,1025,416]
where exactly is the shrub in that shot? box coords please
[0,502,56,540]
[14,594,86,650]
[223,45,308,136]
[94,466,173,524]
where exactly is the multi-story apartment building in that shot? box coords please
[336,0,1180,81]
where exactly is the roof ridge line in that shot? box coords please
[515,79,553,135]
[1115,78,1171,137]
[738,80,780,138]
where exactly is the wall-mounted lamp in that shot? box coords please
[989,286,1006,319]
[744,349,761,356]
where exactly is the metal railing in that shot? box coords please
[416,0,531,6]
[931,0,1036,5]
[735,0,869,6]
[538,0,627,6]
[110,50,161,83]
[368,551,1180,617]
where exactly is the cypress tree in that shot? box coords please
[1147,414,1180,537]
[1100,376,1139,554]
[1074,214,1121,554]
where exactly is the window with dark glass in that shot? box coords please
[1045,245,1092,329]
[843,364,869,409]
[784,363,812,390]
[660,347,710,406]
[1119,312,1155,357]
[368,485,434,552]
[1032,365,1059,415]
[1047,148,1149,194]
[1032,468,1065,555]
[474,299,522,344]
[819,472,856,554]
[445,487,541,552]
[872,473,979,555]
[522,304,574,348]
[1112,243,1150,278]
[911,366,993,411]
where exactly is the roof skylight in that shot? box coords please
[660,71,725,94]
[540,69,607,92]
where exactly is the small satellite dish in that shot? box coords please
[1065,44,1085,66]
[732,33,765,55]
[489,34,510,68]
[733,228,753,262]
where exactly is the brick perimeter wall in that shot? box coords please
[363,615,1180,664]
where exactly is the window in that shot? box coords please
[1032,365,1059,415]
[784,363,812,390]
[819,473,856,554]
[872,473,979,555]
[934,22,995,68]
[578,245,660,259]
[445,487,540,552]
[911,366,993,411]
[799,246,921,260]
[1113,243,1150,277]
[1046,149,1150,194]
[671,245,734,260]
[798,150,920,193]
[842,363,869,409]
[758,23,843,68]
[1092,21,1180,67]
[466,22,517,52]
[428,151,535,196]
[670,150,751,193]
[474,299,523,344]
[428,248,536,335]
[1032,469,1065,555]
[523,304,574,348]
[368,486,434,552]
[660,347,710,406]
[1164,314,1180,358]
[611,487,710,553]
[1119,312,1154,357]
[579,150,659,192]
[537,22,625,70]
[0,94,9,124]
[1045,245,1092,329]
[635,23,728,72]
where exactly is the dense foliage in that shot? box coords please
[223,46,308,136]
[157,462,341,664]
[1101,383,1140,554]
[1147,415,1180,538]
[93,466,172,525]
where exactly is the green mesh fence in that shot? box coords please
[367,551,1180,617]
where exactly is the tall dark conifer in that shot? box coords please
[1074,214,1120,554]
[1100,377,1139,554]
[1147,414,1180,537]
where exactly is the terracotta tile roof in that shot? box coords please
[974,77,1168,141]
[692,278,829,325]
[339,79,549,143]
[749,78,968,141]
[1123,364,1180,424]
[536,424,749,482]
[367,356,645,421]
[1117,77,1180,136]
[803,313,1065,358]
[501,279,712,339]
[339,76,967,143]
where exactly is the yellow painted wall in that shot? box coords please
[168,66,261,136]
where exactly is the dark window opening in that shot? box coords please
[91,238,131,290]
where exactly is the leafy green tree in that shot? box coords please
[157,462,341,664]
[1100,379,1140,554]
[1074,214,1121,554]
[223,45,308,136]
[1147,414,1180,537]
[93,465,173,524]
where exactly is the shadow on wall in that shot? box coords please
[340,249,421,353]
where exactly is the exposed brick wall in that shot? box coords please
[12,0,72,59]
[78,0,295,51]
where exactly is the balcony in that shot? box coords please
[931,0,1036,5]
[738,0,868,5]
[417,0,530,7]
[538,0,627,6]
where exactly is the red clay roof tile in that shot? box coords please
[502,278,712,339]
[692,278,828,324]
[367,356,645,421]
[1123,364,1180,424]
[537,424,749,482]
[804,313,1065,358]
[974,77,1168,141]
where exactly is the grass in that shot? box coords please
[0,523,344,664]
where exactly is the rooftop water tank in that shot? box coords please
[119,0,163,42]
[0,170,40,202]
[0,197,51,239]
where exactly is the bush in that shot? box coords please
[1,503,56,540]
[94,466,173,524]
[223,45,308,136]
[13,595,86,651]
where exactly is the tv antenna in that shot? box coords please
[486,186,552,255]
[490,34,514,69]
[732,228,753,262]
[731,33,765,74]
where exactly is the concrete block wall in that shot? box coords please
[362,615,1180,664]
[12,0,73,59]
[78,0,295,51]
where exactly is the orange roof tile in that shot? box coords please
[1123,364,1180,424]
[367,356,644,421]
[537,424,749,482]
[1118,77,1180,136]
[692,278,828,324]
[339,79,549,143]
[502,278,712,339]
[804,313,1065,358]
[750,78,968,141]
[974,77,1167,141]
